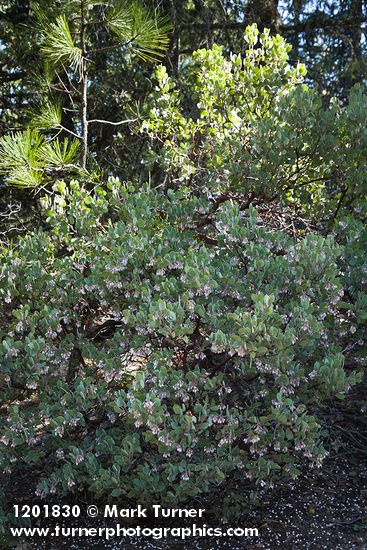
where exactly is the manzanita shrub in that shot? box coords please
[141,25,367,220]
[0,180,359,518]
[0,25,365,531]
[334,216,367,343]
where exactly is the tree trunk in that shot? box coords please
[246,0,280,33]
[292,0,302,61]
[350,0,362,62]
[80,0,88,170]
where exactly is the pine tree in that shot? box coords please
[0,0,170,187]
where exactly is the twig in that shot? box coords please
[87,118,138,126]
[326,515,367,527]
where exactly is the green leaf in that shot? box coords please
[0,129,45,187]
[39,138,80,169]
[41,15,82,71]
[107,1,171,62]
[173,404,182,415]
[31,100,62,130]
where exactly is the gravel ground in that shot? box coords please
[10,455,367,550]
